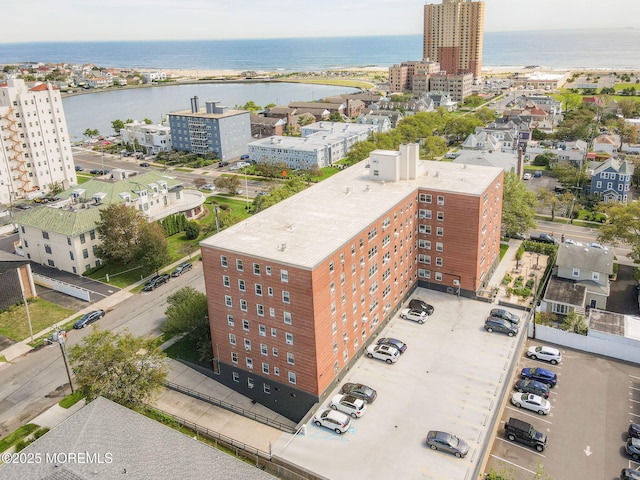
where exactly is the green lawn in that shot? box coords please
[0,299,74,342]
[500,243,509,260]
[0,424,38,453]
[164,335,201,364]
[275,77,375,90]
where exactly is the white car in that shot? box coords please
[527,345,562,365]
[329,394,366,418]
[201,184,216,191]
[587,242,609,250]
[523,173,532,180]
[313,408,351,434]
[511,392,551,415]
[564,238,583,246]
[400,308,428,324]
[366,344,400,364]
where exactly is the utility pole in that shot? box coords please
[58,332,74,394]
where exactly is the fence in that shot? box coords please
[164,381,296,433]
[151,406,327,480]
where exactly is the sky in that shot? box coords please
[1,0,639,43]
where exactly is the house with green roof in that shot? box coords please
[15,170,205,274]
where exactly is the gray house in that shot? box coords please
[542,243,614,315]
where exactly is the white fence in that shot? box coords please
[531,323,640,364]
[34,273,91,302]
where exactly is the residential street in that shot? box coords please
[0,263,205,438]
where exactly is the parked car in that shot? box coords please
[409,299,434,315]
[140,162,150,167]
[400,308,428,324]
[587,242,609,250]
[621,468,640,480]
[425,431,469,458]
[506,232,527,240]
[526,345,562,365]
[534,170,543,178]
[511,392,551,415]
[240,154,250,160]
[171,262,193,277]
[15,203,31,210]
[484,317,518,337]
[328,394,366,418]
[313,409,351,434]
[529,233,558,244]
[564,238,583,246]
[74,165,84,171]
[523,172,532,180]
[504,417,547,452]
[142,274,170,292]
[340,383,376,403]
[490,308,520,325]
[521,367,557,387]
[629,423,640,439]
[376,337,407,353]
[218,161,230,168]
[73,309,105,329]
[626,437,640,460]
[514,379,550,399]
[202,184,216,191]
[366,344,400,364]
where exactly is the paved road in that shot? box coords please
[0,263,205,438]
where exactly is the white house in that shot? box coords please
[120,121,172,154]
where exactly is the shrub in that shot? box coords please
[502,274,513,285]
[184,221,200,240]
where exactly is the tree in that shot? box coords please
[328,111,345,122]
[69,329,168,407]
[531,128,547,140]
[253,176,307,213]
[95,204,146,265]
[184,221,200,240]
[533,152,556,167]
[193,177,208,188]
[618,99,640,119]
[264,103,276,110]
[214,175,241,194]
[162,287,211,362]
[111,119,125,134]
[83,128,99,140]
[501,171,537,236]
[463,95,485,108]
[598,201,640,262]
[421,136,448,160]
[47,181,64,196]
[143,118,153,125]
[136,222,170,275]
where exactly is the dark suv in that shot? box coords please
[171,262,193,277]
[142,274,170,291]
[490,308,520,325]
[504,417,547,452]
[409,299,434,315]
[484,317,518,337]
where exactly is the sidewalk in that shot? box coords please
[153,360,293,452]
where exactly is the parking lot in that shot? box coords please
[272,289,524,480]
[485,340,640,480]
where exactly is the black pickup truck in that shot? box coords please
[504,417,547,451]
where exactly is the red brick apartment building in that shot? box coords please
[200,144,503,420]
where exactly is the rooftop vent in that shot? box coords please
[278,243,287,252]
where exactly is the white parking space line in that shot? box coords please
[630,386,640,392]
[491,453,541,473]
[494,437,546,458]
[505,406,553,424]
[630,412,640,418]
[631,399,640,404]
[629,375,640,380]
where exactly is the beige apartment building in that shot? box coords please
[0,78,77,205]
[423,0,485,83]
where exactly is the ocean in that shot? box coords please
[1,29,640,71]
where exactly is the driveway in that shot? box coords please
[608,264,638,316]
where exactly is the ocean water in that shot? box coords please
[1,29,640,71]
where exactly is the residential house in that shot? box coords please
[250,115,286,138]
[355,114,392,133]
[542,243,614,315]
[14,171,205,275]
[588,158,633,203]
[120,121,172,154]
[593,134,621,154]
[452,149,521,175]
[582,96,604,108]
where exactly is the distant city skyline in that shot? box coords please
[1,0,638,44]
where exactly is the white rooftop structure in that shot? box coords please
[202,145,502,269]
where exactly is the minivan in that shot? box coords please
[485,316,518,337]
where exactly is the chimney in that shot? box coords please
[190,96,199,113]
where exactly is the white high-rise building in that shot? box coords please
[0,78,77,205]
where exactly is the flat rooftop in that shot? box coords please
[200,158,502,269]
